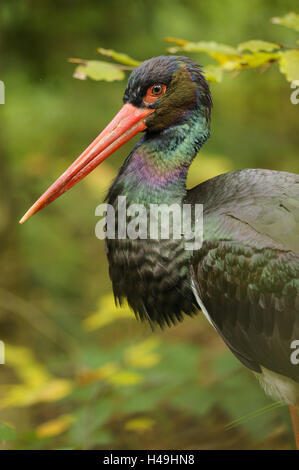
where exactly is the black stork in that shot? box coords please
[20,56,299,448]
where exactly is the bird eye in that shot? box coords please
[151,84,163,95]
[144,83,167,105]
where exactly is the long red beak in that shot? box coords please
[19,103,153,224]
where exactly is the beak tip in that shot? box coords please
[19,211,31,224]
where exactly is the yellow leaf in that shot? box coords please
[203,65,223,83]
[5,345,50,387]
[279,50,299,82]
[0,379,73,409]
[77,362,119,385]
[222,52,279,71]
[0,385,39,408]
[37,379,73,402]
[164,37,189,47]
[271,12,299,32]
[165,38,239,57]
[97,48,140,67]
[36,414,75,439]
[69,59,125,82]
[126,353,160,368]
[106,369,143,386]
[124,338,161,368]
[238,40,280,53]
[83,294,133,331]
[0,345,73,409]
[208,52,239,65]
[124,417,155,433]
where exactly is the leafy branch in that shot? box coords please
[69,12,299,84]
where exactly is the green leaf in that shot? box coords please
[69,400,114,448]
[171,386,215,416]
[71,59,125,82]
[271,12,299,32]
[0,423,17,443]
[165,37,239,58]
[89,429,113,447]
[97,48,140,67]
[279,50,299,82]
[238,40,280,53]
[121,383,173,414]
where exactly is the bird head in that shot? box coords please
[124,55,212,133]
[19,55,211,223]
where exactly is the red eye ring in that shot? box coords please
[144,83,167,105]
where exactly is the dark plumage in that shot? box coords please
[20,55,299,440]
[106,56,299,406]
[189,169,299,386]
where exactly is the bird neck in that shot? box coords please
[106,109,209,327]
[108,108,210,206]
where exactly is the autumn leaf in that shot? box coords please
[203,65,223,83]
[0,345,73,409]
[124,338,161,368]
[77,362,119,386]
[165,37,239,57]
[106,369,143,386]
[97,48,140,67]
[271,12,299,32]
[279,50,299,82]
[83,293,133,331]
[69,59,125,81]
[124,417,155,433]
[36,414,76,439]
[37,380,73,403]
[222,52,279,71]
[238,40,280,53]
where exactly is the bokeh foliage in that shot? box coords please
[0,0,298,450]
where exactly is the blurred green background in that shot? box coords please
[0,0,298,449]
